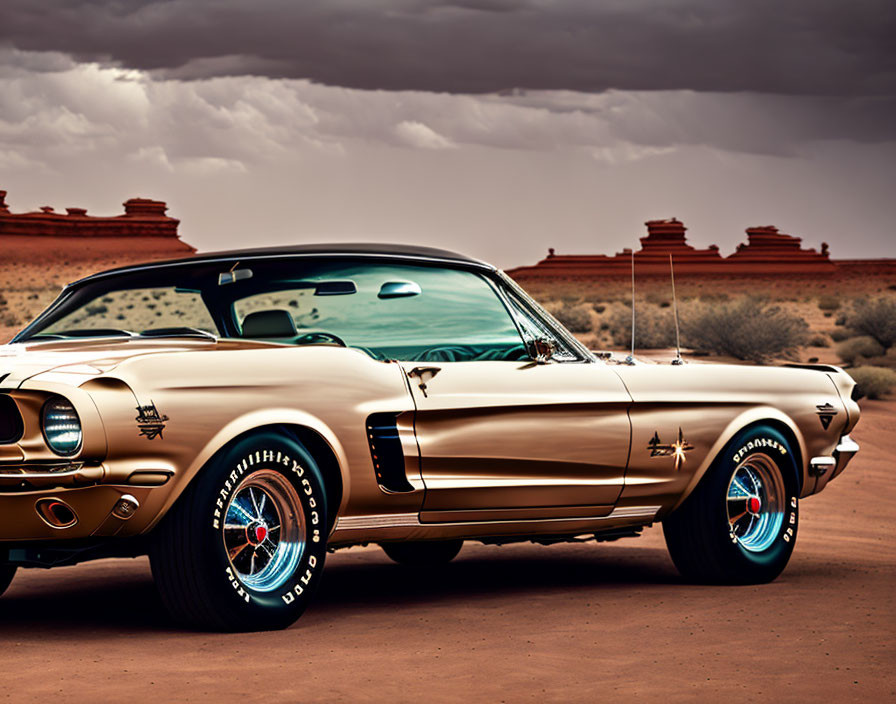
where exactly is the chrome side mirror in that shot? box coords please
[528,337,556,364]
[378,281,421,299]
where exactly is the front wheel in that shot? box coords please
[663,424,799,584]
[150,432,328,631]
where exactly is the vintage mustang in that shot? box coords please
[0,244,860,630]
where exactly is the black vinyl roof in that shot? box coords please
[71,242,492,286]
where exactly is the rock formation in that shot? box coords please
[0,190,189,242]
[507,218,839,279]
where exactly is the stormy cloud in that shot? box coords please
[1,0,894,97]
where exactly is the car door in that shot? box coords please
[398,273,632,523]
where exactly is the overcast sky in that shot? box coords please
[1,0,894,267]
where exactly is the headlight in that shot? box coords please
[41,396,82,456]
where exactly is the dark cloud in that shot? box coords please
[0,0,893,96]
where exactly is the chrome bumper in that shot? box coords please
[0,462,172,492]
[809,434,860,482]
[0,463,104,491]
[831,434,860,479]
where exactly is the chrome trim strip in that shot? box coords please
[607,505,662,519]
[333,505,661,532]
[334,512,421,531]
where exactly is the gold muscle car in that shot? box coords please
[0,244,860,630]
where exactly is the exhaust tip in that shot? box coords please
[36,498,79,529]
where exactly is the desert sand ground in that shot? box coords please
[0,400,892,702]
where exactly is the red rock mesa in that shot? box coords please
[0,189,195,263]
[506,218,840,279]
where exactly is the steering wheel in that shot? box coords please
[294,331,347,347]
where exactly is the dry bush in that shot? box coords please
[830,328,850,342]
[606,306,678,349]
[848,366,896,400]
[682,298,808,363]
[817,294,841,312]
[844,298,896,350]
[808,334,830,347]
[837,336,885,365]
[548,301,593,333]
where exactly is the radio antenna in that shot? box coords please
[626,250,636,365]
[669,254,683,365]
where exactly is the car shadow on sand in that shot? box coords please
[0,543,837,634]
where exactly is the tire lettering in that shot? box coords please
[225,566,250,602]
[210,445,325,607]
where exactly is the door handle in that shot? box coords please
[407,366,441,397]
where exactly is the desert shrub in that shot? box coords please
[700,292,730,303]
[606,306,678,349]
[844,298,896,350]
[549,302,592,333]
[808,334,830,347]
[830,328,850,342]
[85,304,108,316]
[0,312,18,327]
[593,304,606,314]
[817,295,840,312]
[682,298,808,363]
[848,366,896,400]
[834,314,847,326]
[837,336,885,365]
[0,292,7,308]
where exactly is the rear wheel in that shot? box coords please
[150,432,328,631]
[663,424,799,584]
[0,565,16,597]
[380,540,463,566]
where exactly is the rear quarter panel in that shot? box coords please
[612,363,850,514]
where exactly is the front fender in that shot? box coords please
[148,407,351,532]
[672,406,807,513]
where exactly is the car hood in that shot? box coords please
[0,337,276,388]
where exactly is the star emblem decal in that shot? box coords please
[647,427,694,471]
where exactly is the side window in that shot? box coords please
[232,263,528,362]
[41,287,217,335]
[503,291,579,362]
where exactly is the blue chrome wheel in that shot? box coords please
[222,470,306,592]
[726,454,786,553]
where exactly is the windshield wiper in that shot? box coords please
[139,327,218,340]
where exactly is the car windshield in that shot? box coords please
[18,257,534,362]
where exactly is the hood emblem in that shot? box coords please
[136,402,169,440]
[816,403,838,430]
[648,427,694,471]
